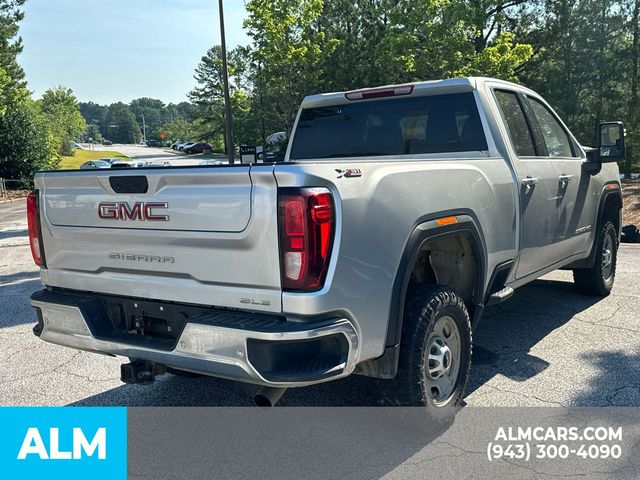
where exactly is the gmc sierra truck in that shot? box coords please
[28,78,624,410]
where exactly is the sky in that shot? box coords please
[18,0,250,105]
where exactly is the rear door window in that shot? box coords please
[289,92,487,160]
[494,90,536,157]
[526,97,575,158]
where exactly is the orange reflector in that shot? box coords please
[607,184,618,190]
[435,216,458,226]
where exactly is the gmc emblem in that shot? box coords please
[98,202,169,221]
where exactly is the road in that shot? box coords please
[1,199,639,407]
[98,144,224,167]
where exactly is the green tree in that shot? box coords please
[374,0,534,82]
[102,102,141,144]
[0,100,55,182]
[231,89,261,146]
[39,86,86,156]
[189,45,240,150]
[130,97,169,140]
[454,33,533,80]
[156,118,197,143]
[84,123,102,143]
[519,0,630,147]
[0,0,28,114]
[244,0,339,132]
[79,101,107,127]
[171,101,199,121]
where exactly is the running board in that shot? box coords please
[487,287,514,306]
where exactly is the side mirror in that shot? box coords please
[588,121,625,163]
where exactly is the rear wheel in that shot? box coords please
[573,220,617,296]
[385,285,472,415]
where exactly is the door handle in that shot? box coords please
[558,173,573,186]
[521,176,539,194]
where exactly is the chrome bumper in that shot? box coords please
[31,290,359,388]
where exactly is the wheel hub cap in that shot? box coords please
[428,338,452,379]
[602,234,613,279]
[424,315,461,405]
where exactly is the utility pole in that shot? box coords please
[141,113,147,143]
[218,0,235,164]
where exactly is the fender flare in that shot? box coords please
[384,210,488,349]
[570,183,623,270]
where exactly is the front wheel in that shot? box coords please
[573,220,617,296]
[386,285,472,414]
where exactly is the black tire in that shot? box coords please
[385,285,472,415]
[573,220,617,296]
[186,149,193,154]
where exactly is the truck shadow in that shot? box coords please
[0,270,40,285]
[0,272,40,328]
[570,350,640,406]
[0,228,28,240]
[70,277,603,408]
[467,277,602,397]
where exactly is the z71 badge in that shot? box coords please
[335,168,362,178]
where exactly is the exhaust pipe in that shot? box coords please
[254,386,287,408]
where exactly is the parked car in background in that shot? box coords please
[255,147,283,162]
[110,161,134,169]
[98,158,126,165]
[140,161,171,168]
[178,142,194,151]
[171,141,185,150]
[79,160,111,169]
[185,142,212,154]
[102,139,112,146]
[146,140,159,147]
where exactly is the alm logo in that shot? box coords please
[17,427,107,460]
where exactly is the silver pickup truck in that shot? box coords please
[28,77,624,410]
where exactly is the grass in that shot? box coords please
[59,149,129,170]
[622,180,640,226]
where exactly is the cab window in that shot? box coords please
[494,90,536,157]
[527,97,575,158]
[289,92,488,160]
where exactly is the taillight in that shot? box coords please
[278,188,335,291]
[26,191,45,267]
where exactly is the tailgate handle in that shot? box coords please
[109,176,149,194]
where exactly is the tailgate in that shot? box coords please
[44,168,251,232]
[35,165,282,313]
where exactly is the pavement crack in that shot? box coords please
[573,315,640,334]
[481,384,568,407]
[0,351,82,386]
[63,371,120,383]
[604,384,640,406]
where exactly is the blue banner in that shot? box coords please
[0,407,127,480]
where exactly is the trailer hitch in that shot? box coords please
[120,360,166,385]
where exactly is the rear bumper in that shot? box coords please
[30,289,359,388]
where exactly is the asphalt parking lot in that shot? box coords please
[1,200,639,407]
